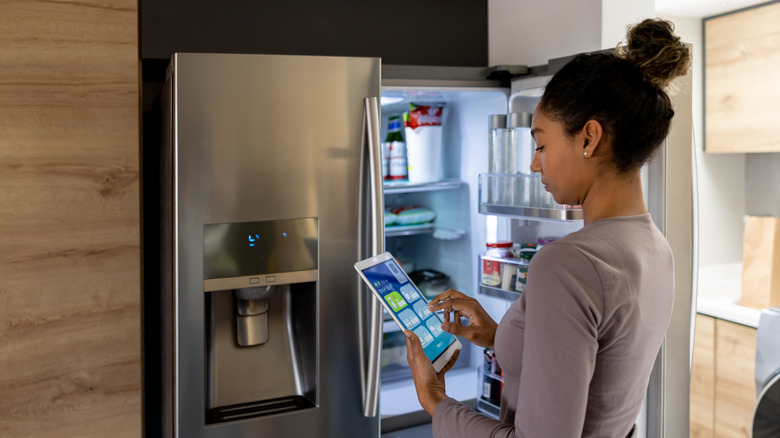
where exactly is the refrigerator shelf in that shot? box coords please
[383,178,463,194]
[478,284,522,302]
[385,224,466,240]
[478,173,583,222]
[476,398,501,420]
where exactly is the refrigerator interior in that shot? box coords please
[375,77,589,420]
[377,87,510,416]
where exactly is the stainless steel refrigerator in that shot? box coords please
[155,51,696,438]
[158,53,385,437]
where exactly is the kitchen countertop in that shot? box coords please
[696,262,762,328]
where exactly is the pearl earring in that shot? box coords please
[584,151,588,157]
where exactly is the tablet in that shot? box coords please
[355,252,461,373]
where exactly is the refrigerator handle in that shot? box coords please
[358,96,384,418]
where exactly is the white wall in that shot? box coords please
[602,0,655,48]
[488,0,602,67]
[659,14,746,266]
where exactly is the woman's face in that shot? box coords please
[529,108,591,206]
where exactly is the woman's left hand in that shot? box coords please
[404,330,459,415]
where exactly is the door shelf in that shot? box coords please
[383,178,463,194]
[478,173,583,222]
[479,284,522,302]
[479,203,583,221]
[476,398,500,420]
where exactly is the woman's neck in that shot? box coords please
[580,169,647,225]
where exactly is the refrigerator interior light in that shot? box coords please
[380,96,405,106]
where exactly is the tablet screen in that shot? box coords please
[361,259,456,362]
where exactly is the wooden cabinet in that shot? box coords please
[690,315,758,437]
[704,2,780,153]
[691,314,716,437]
[714,319,758,437]
[0,1,140,436]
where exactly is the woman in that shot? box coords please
[404,18,691,437]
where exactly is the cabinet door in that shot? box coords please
[705,2,780,153]
[714,319,757,437]
[691,314,715,438]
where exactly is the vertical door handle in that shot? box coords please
[358,96,384,418]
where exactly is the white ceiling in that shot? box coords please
[655,0,768,17]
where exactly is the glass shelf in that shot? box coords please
[385,224,466,240]
[383,178,463,194]
[478,173,583,222]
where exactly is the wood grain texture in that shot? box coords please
[714,319,757,438]
[0,1,141,437]
[691,314,716,438]
[705,2,780,153]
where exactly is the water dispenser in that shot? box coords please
[202,218,319,423]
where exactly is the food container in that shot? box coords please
[514,245,537,293]
[409,269,449,299]
[404,104,444,183]
[481,241,515,287]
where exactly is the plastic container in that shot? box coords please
[409,269,449,300]
[508,112,534,206]
[487,114,508,203]
[481,241,515,287]
[536,236,560,249]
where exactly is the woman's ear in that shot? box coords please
[582,119,603,157]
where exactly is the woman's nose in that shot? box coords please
[530,148,541,173]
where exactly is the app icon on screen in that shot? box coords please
[413,326,434,348]
[384,291,407,313]
[425,316,444,337]
[399,284,420,302]
[413,300,432,319]
[398,308,421,329]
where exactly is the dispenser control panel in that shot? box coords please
[203,218,318,280]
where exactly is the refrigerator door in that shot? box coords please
[164,53,381,437]
[644,48,697,438]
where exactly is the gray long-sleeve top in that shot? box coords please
[433,214,675,437]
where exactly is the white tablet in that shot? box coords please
[355,252,461,373]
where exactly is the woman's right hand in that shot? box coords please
[428,289,498,348]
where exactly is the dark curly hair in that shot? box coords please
[538,18,691,173]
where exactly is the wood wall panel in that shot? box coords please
[705,1,780,153]
[691,314,716,438]
[714,319,757,438]
[0,1,141,437]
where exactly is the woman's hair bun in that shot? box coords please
[617,18,691,89]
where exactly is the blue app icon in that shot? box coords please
[398,308,421,329]
[413,326,434,348]
[399,283,420,302]
[413,300,432,320]
[425,316,444,337]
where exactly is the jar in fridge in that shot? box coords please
[514,244,537,293]
[481,241,514,287]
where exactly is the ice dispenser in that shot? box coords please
[202,218,319,423]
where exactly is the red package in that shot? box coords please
[404,104,443,130]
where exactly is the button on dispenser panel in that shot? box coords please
[266,275,276,283]
[249,277,260,285]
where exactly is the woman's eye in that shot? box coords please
[535,146,544,152]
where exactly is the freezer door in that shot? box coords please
[166,53,381,438]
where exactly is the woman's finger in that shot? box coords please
[428,288,469,306]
